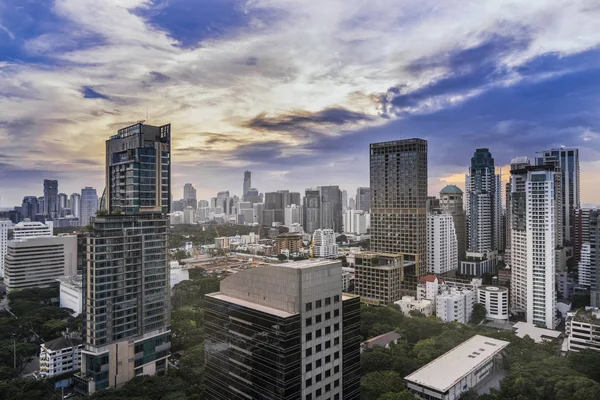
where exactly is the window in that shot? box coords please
[325,383,331,392]
[316,388,322,397]
[334,309,339,317]
[306,348,312,357]
[316,359,322,367]
[334,295,340,303]
[307,394,312,400]
[334,337,340,346]
[306,363,312,372]
[325,340,331,349]
[325,369,331,378]
[334,394,340,400]
[316,314,322,323]
[325,355,331,363]
[306,317,312,326]
[316,373,322,383]
[325,297,331,306]
[334,323,339,331]
[334,351,340,359]
[306,302,312,312]
[306,332,312,341]
[316,344,322,352]
[325,326,331,334]
[334,379,340,388]
[325,311,331,320]
[334,365,339,373]
[316,329,322,338]
[316,300,322,308]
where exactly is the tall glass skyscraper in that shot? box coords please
[76,123,171,395]
[80,187,98,227]
[43,179,58,218]
[243,170,251,201]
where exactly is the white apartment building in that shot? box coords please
[12,220,53,239]
[40,336,83,378]
[4,235,77,291]
[313,229,338,259]
[183,206,195,224]
[436,287,476,324]
[427,213,458,274]
[566,308,600,352]
[417,275,443,302]
[477,285,509,321]
[170,211,184,225]
[170,261,190,288]
[395,296,433,317]
[58,275,83,316]
[579,243,593,286]
[0,219,10,278]
[284,204,303,226]
[343,209,370,234]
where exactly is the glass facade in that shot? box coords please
[204,296,302,400]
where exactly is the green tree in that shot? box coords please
[378,391,418,400]
[471,303,487,324]
[361,371,405,400]
[568,349,600,382]
[173,250,188,262]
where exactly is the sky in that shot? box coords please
[1,0,600,206]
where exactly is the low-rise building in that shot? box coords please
[395,296,433,317]
[170,261,190,289]
[513,321,561,343]
[459,251,498,277]
[354,252,415,305]
[361,331,402,353]
[477,286,509,322]
[39,336,83,378]
[12,220,53,239]
[405,335,510,400]
[565,308,600,352]
[274,233,303,255]
[58,275,83,316]
[436,287,476,324]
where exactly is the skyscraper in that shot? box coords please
[70,193,81,219]
[536,148,580,242]
[465,148,502,253]
[427,211,458,275]
[80,187,98,227]
[76,123,171,395]
[243,170,251,201]
[21,196,39,220]
[58,193,68,212]
[43,179,58,217]
[439,185,466,262]
[370,139,428,279]
[204,259,360,400]
[304,188,321,234]
[509,159,559,329]
[183,183,197,209]
[0,219,10,278]
[320,186,343,233]
[342,190,348,209]
[356,187,371,211]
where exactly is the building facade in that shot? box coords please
[183,183,197,209]
[44,179,59,218]
[12,220,53,239]
[58,275,83,316]
[313,229,338,259]
[243,170,251,201]
[370,138,428,282]
[275,233,303,255]
[435,287,476,324]
[80,187,99,227]
[427,212,458,275]
[4,235,77,291]
[304,188,321,234]
[566,308,600,352]
[439,185,466,263]
[477,285,509,321]
[354,252,415,305]
[285,204,304,226]
[40,336,83,378]
[356,187,370,212]
[0,219,10,278]
[204,259,361,400]
[21,196,39,220]
[70,193,81,218]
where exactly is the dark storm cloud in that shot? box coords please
[82,86,111,100]
[243,107,374,132]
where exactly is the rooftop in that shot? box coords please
[440,185,463,194]
[405,335,509,392]
[43,336,83,351]
[513,321,561,343]
[206,292,297,318]
[282,258,341,269]
[57,275,83,289]
[363,331,402,349]
[478,285,508,293]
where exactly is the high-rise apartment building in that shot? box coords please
[183,183,197,209]
[243,170,251,201]
[536,147,579,242]
[573,208,600,306]
[320,186,343,233]
[80,187,99,227]
[313,229,338,259]
[43,179,59,217]
[70,193,81,219]
[304,188,321,234]
[21,196,39,220]
[356,187,370,211]
[427,212,458,275]
[509,159,559,329]
[465,148,502,254]
[370,139,427,283]
[342,190,348,209]
[0,220,10,278]
[285,204,303,226]
[439,185,466,262]
[76,123,171,395]
[343,209,370,234]
[204,259,361,400]
[58,193,68,213]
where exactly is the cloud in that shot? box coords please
[242,107,374,132]
[82,86,111,100]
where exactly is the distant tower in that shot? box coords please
[243,171,251,201]
[43,179,59,218]
[80,188,98,227]
[440,185,466,262]
[183,183,197,209]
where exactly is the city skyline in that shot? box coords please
[1,1,600,206]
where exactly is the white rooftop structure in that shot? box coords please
[12,220,53,239]
[405,335,509,399]
[513,321,561,343]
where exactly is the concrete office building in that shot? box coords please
[342,190,348,209]
[183,206,195,224]
[477,286,509,321]
[405,335,510,400]
[12,220,53,239]
[58,275,83,316]
[354,252,416,305]
[0,219,10,278]
[75,122,171,395]
[44,179,59,217]
[427,212,458,275]
[356,187,370,211]
[285,204,304,226]
[40,336,83,378]
[509,159,560,329]
[243,170,251,201]
[435,287,476,324]
[319,186,343,233]
[4,235,77,291]
[183,183,197,209]
[313,229,338,259]
[565,308,600,352]
[253,202,264,224]
[536,147,579,242]
[58,193,68,214]
[370,139,427,291]
[80,187,99,227]
[70,193,81,218]
[439,185,466,262]
[204,259,361,400]
[343,209,370,235]
[21,196,39,220]
[465,149,502,255]
[304,188,321,234]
